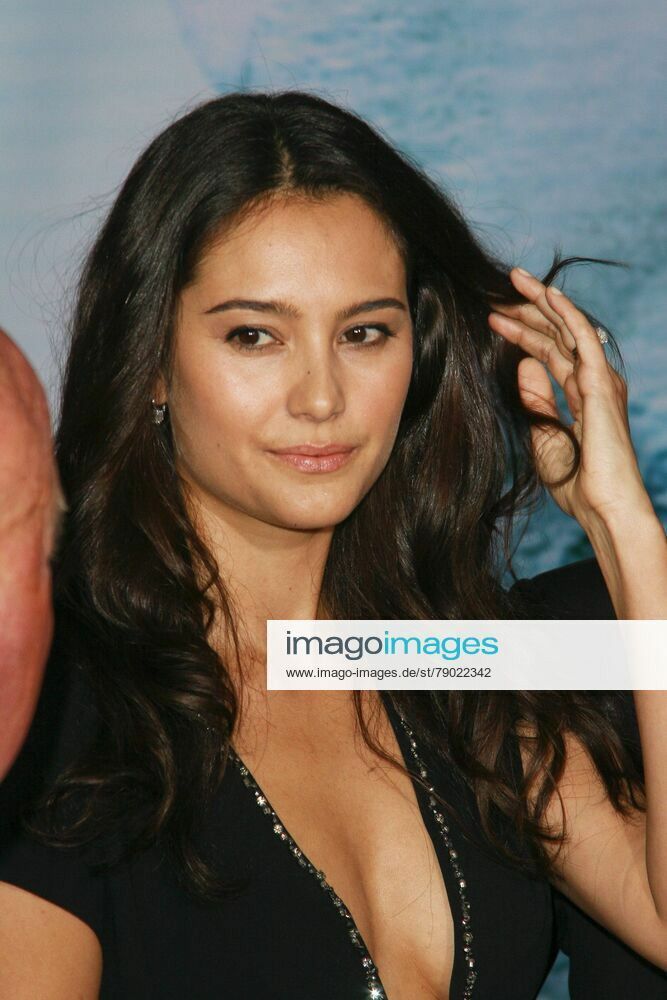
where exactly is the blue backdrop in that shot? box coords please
[2,3,665,995]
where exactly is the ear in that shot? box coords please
[151,373,167,405]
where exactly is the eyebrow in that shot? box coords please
[203,297,408,322]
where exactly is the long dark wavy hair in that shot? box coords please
[32,89,644,897]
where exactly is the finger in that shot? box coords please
[545,286,611,373]
[517,356,559,419]
[491,299,561,342]
[490,311,584,422]
[488,311,575,385]
[517,358,577,482]
[509,268,577,352]
[562,370,583,425]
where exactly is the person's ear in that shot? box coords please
[151,373,167,406]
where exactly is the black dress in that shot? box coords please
[0,558,665,999]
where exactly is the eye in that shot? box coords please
[225,326,276,351]
[343,324,394,347]
[224,322,395,352]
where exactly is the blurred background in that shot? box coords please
[2,2,665,994]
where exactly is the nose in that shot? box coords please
[286,340,345,422]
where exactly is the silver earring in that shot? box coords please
[151,399,167,425]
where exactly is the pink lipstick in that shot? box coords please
[267,443,356,473]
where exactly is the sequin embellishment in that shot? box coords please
[393,707,478,998]
[228,706,477,999]
[228,745,386,998]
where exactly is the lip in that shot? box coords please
[267,445,357,473]
[268,443,356,456]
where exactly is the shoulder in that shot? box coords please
[506,556,616,620]
[0,879,103,1000]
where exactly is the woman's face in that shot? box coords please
[163,192,414,533]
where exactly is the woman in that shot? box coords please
[0,89,665,999]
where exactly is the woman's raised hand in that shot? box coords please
[487,268,655,535]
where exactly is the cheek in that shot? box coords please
[168,357,277,486]
[173,355,247,436]
[357,353,413,444]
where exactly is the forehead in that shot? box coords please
[191,193,406,295]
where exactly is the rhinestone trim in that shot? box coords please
[394,708,478,998]
[228,708,477,999]
[228,746,386,999]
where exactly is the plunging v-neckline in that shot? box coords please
[228,690,476,999]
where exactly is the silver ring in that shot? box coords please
[572,326,609,361]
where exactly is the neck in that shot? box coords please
[188,489,334,690]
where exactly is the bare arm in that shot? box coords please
[520,515,667,971]
[0,882,102,999]
[526,728,666,971]
[491,268,667,969]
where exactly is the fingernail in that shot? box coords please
[515,267,531,276]
[550,286,564,296]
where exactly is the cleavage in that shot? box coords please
[231,689,456,1000]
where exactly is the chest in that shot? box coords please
[110,698,555,1000]
[231,693,455,1000]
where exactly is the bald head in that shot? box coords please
[0,328,61,780]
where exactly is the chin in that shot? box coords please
[269,497,360,532]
